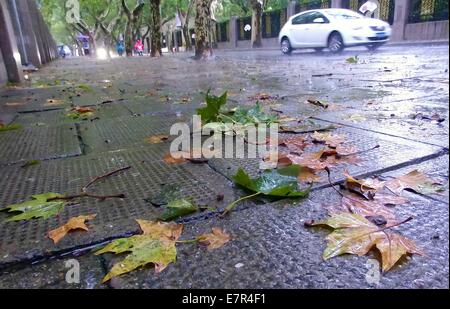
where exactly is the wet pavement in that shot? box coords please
[0,43,448,289]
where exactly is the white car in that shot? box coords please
[279,8,392,54]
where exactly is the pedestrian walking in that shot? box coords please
[116,40,125,56]
[134,39,144,56]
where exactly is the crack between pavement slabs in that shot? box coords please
[311,116,450,150]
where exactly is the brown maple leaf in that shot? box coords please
[48,214,96,244]
[146,134,169,144]
[197,228,231,251]
[136,219,183,242]
[385,170,444,195]
[306,212,424,272]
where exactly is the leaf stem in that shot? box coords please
[221,192,262,217]
[217,113,238,124]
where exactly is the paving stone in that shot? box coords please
[0,124,82,165]
[98,187,448,289]
[208,121,445,186]
[0,254,106,289]
[0,147,236,267]
[78,113,191,154]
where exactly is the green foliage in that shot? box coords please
[232,165,311,197]
[197,91,228,124]
[0,124,22,132]
[159,199,198,221]
[227,102,278,125]
[1,193,67,222]
[95,235,177,283]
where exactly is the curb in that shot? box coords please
[215,39,448,52]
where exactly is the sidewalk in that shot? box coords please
[0,46,448,288]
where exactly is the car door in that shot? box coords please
[290,12,315,48]
[305,12,332,47]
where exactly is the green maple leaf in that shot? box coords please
[228,102,277,125]
[346,55,359,64]
[0,124,22,132]
[233,165,310,197]
[95,235,177,283]
[196,91,227,124]
[223,165,310,215]
[1,193,66,221]
[159,199,198,221]
[96,220,182,283]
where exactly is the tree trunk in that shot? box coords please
[125,17,133,56]
[181,0,194,51]
[250,0,262,48]
[194,0,213,59]
[150,0,162,57]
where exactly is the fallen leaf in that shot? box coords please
[279,135,309,154]
[158,199,198,221]
[331,193,399,224]
[163,153,187,164]
[0,123,22,132]
[346,56,359,64]
[249,92,274,101]
[96,220,182,282]
[71,106,94,114]
[287,150,328,171]
[136,219,183,241]
[343,172,382,200]
[312,131,346,148]
[386,170,444,195]
[306,98,328,109]
[48,214,96,243]
[1,193,66,221]
[197,91,227,124]
[146,134,169,144]
[21,160,41,168]
[298,167,323,183]
[197,228,231,251]
[306,212,424,272]
[232,165,310,197]
[346,114,367,123]
[96,235,176,282]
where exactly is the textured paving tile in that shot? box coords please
[0,124,81,165]
[96,187,449,289]
[0,147,237,267]
[208,121,444,185]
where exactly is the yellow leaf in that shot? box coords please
[136,219,183,242]
[146,134,169,144]
[48,214,96,244]
[197,228,231,251]
[307,213,424,272]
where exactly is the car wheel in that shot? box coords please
[328,32,344,53]
[281,38,292,55]
[366,43,383,51]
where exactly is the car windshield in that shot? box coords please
[325,10,363,20]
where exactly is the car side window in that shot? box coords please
[292,12,329,25]
[307,12,330,24]
[292,12,313,25]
